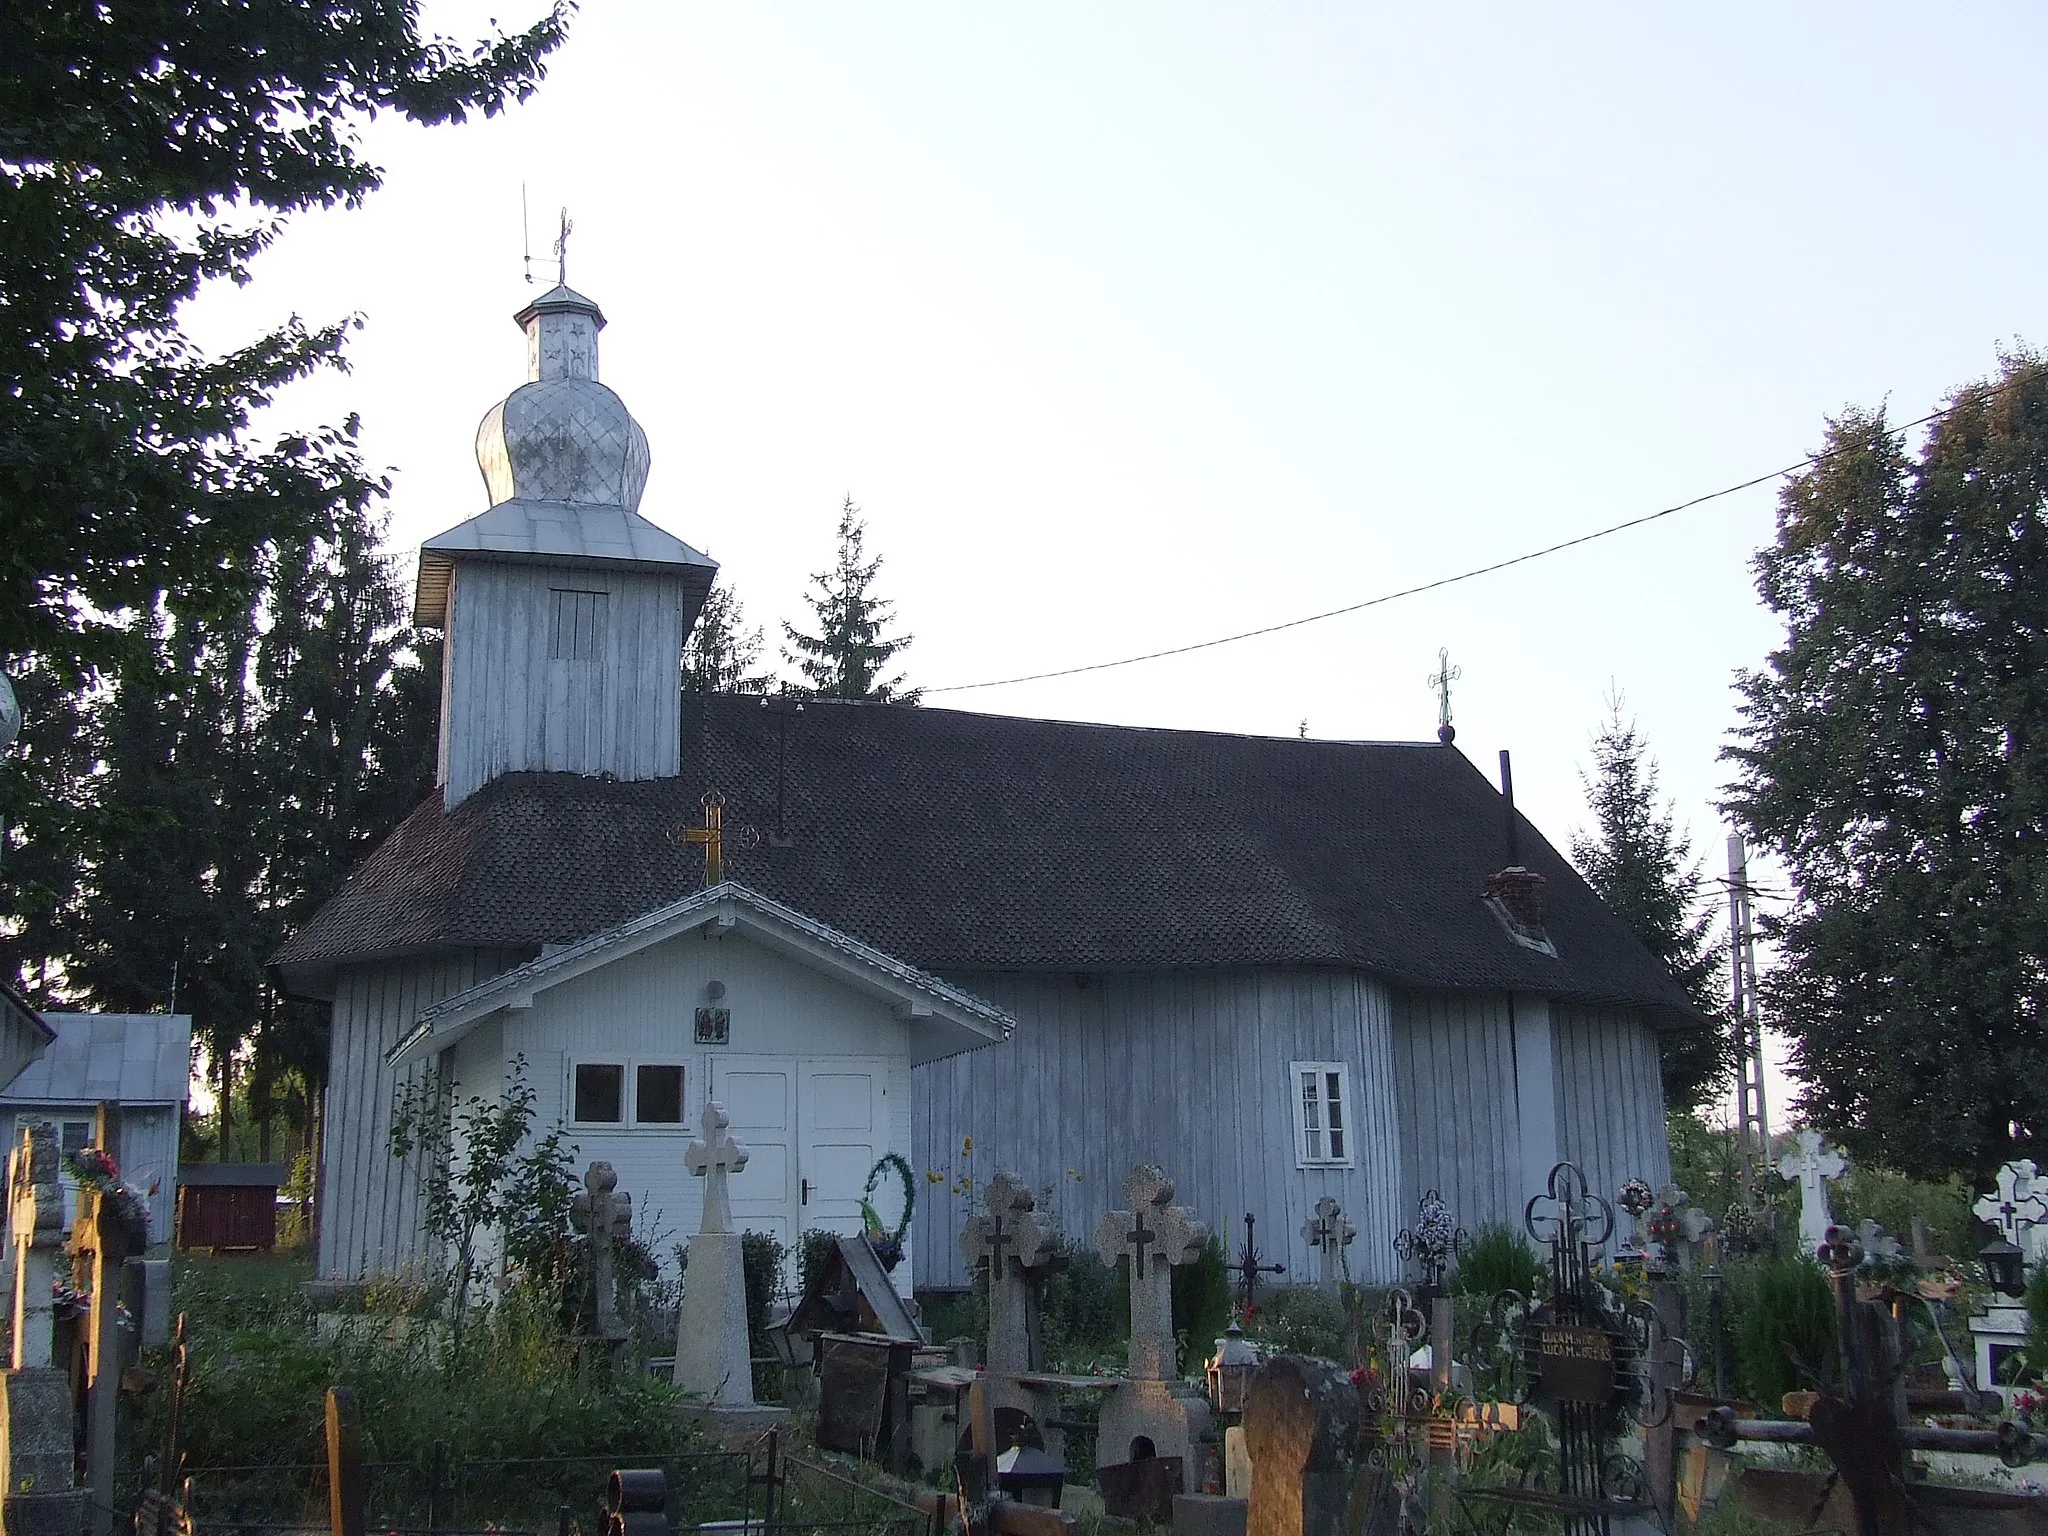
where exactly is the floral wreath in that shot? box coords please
[860,1153,918,1248]
[65,1146,151,1249]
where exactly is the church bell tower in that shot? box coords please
[413,282,717,808]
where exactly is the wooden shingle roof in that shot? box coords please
[274,698,1698,1018]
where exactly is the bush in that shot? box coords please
[1833,1164,1975,1259]
[1041,1241,1127,1370]
[797,1228,840,1302]
[1734,1255,1835,1411]
[1250,1286,1346,1363]
[1452,1225,1544,1299]
[1171,1232,1233,1368]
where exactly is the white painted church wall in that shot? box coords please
[317,948,530,1281]
[913,967,1405,1291]
[439,561,685,806]
[422,929,920,1287]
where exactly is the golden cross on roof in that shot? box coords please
[669,790,727,888]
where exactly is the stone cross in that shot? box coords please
[1094,1165,1207,1381]
[1777,1128,1848,1257]
[685,1100,749,1235]
[1652,1183,1716,1272]
[8,1122,64,1370]
[674,1102,759,1411]
[570,1161,632,1343]
[959,1171,1051,1377]
[1301,1196,1355,1291]
[1973,1159,2048,1268]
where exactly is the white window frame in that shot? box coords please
[1290,1061,1355,1169]
[566,1059,689,1130]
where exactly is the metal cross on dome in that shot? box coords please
[554,207,572,286]
[1429,647,1461,745]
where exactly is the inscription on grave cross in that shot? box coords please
[1094,1166,1207,1382]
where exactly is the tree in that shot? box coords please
[1724,349,2048,1179]
[683,581,771,694]
[0,0,569,678]
[781,496,920,702]
[1573,695,1729,1110]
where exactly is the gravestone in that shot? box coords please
[961,1172,1060,1444]
[70,1111,141,1536]
[673,1102,784,1428]
[1974,1159,2047,1268]
[1241,1356,1359,1536]
[1776,1129,1847,1257]
[3,1123,87,1536]
[1093,1165,1212,1494]
[1649,1183,1715,1273]
[1299,1197,1353,1293]
[571,1161,633,1362]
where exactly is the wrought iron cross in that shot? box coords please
[1429,648,1461,745]
[1227,1212,1286,1310]
[554,207,573,286]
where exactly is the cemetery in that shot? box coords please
[5,1094,2045,1536]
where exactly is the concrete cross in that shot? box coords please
[571,1161,632,1341]
[1302,1195,1356,1290]
[961,1171,1052,1379]
[1094,1165,1207,1381]
[686,1101,750,1236]
[1777,1128,1848,1257]
[9,1121,65,1370]
[1973,1159,2048,1264]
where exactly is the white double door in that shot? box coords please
[708,1055,890,1261]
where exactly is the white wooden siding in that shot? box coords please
[440,561,685,806]
[1552,1002,1671,1201]
[318,949,529,1280]
[913,969,1405,1290]
[1391,990,1523,1241]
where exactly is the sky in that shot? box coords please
[181,3,2048,1124]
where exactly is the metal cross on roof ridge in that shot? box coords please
[1429,647,1461,745]
[667,789,763,888]
[554,207,573,287]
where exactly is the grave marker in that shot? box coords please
[1973,1159,2047,1268]
[1242,1356,1358,1536]
[1299,1197,1353,1293]
[1777,1129,1847,1257]
[3,1122,87,1536]
[674,1103,782,1426]
[571,1161,633,1355]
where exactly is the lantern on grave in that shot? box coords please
[1206,1319,1260,1414]
[995,1445,1067,1507]
[1981,1236,2027,1300]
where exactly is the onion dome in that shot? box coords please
[473,285,652,511]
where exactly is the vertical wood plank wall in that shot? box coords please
[317,948,528,1280]
[1552,1003,1672,1200]
[1391,990,1522,1238]
[441,562,684,806]
[913,968,1405,1289]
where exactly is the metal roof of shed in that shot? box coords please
[2,1013,191,1106]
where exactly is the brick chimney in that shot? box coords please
[1485,749,1556,956]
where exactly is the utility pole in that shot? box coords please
[1726,833,1769,1199]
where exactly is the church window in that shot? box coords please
[636,1064,685,1125]
[549,589,609,662]
[1291,1062,1353,1168]
[572,1062,625,1123]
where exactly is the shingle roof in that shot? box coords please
[4,1013,192,1105]
[274,699,1697,1017]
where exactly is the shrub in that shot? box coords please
[1171,1232,1233,1367]
[1250,1286,1347,1363]
[1833,1164,1975,1259]
[1734,1255,1835,1411]
[798,1228,840,1301]
[1452,1225,1544,1299]
[1041,1240,1127,1369]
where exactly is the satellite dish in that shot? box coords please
[0,672,18,751]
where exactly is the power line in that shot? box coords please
[924,373,2038,696]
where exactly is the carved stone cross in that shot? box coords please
[8,1121,64,1370]
[961,1171,1052,1377]
[1777,1128,1848,1257]
[1094,1165,1207,1381]
[1973,1159,2048,1265]
[1301,1195,1355,1290]
[686,1101,749,1236]
[570,1161,632,1341]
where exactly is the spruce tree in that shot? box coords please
[684,581,772,694]
[781,497,920,702]
[1572,693,1730,1110]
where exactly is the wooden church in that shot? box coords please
[276,281,1700,1294]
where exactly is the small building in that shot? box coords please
[1,1011,191,1247]
[177,1163,289,1252]
[0,979,55,1091]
